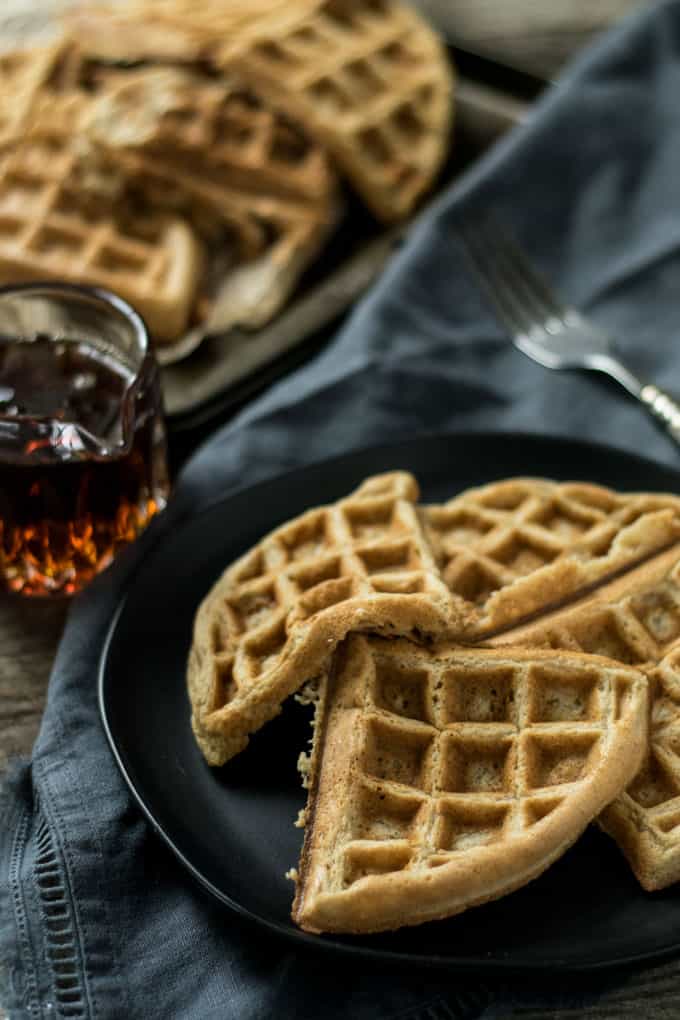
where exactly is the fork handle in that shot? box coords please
[639,384,680,444]
[595,355,680,447]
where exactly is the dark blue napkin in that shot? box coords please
[4,1,680,1016]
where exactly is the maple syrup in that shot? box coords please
[0,287,169,596]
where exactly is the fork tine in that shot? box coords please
[458,222,537,338]
[477,217,568,324]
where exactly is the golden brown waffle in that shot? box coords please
[187,472,458,766]
[64,0,454,222]
[0,45,339,335]
[82,66,335,204]
[0,42,65,146]
[62,0,314,65]
[218,0,454,221]
[77,66,339,324]
[189,476,680,767]
[423,478,680,640]
[605,647,680,891]
[292,636,647,933]
[490,545,680,890]
[0,136,203,341]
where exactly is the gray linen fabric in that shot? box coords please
[4,1,680,1016]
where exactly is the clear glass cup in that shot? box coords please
[0,283,169,596]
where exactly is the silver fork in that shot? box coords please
[458,217,680,448]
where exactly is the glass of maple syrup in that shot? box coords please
[0,283,169,596]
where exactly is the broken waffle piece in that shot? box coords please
[78,67,340,327]
[188,475,680,767]
[490,545,680,890]
[63,0,455,222]
[217,0,454,221]
[80,65,336,205]
[423,478,680,639]
[187,471,458,766]
[0,136,203,342]
[291,636,647,934]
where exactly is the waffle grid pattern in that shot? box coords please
[220,0,452,220]
[424,480,680,632]
[202,473,452,719]
[0,39,338,338]
[0,44,61,145]
[626,649,680,838]
[490,554,680,878]
[0,135,202,340]
[333,639,635,890]
[86,67,335,204]
[504,560,680,666]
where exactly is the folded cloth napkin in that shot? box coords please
[4,1,680,1016]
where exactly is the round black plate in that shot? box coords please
[100,432,680,971]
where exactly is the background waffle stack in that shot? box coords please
[0,132,203,340]
[0,0,455,347]
[216,0,454,221]
[79,66,340,329]
[66,0,454,221]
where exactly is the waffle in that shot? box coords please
[187,472,458,766]
[81,66,335,205]
[218,0,454,221]
[77,66,339,324]
[0,42,66,146]
[490,545,680,890]
[62,0,314,65]
[0,136,203,341]
[423,478,680,640]
[64,0,454,222]
[291,636,647,933]
[189,475,680,766]
[606,647,680,891]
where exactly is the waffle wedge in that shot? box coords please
[291,636,647,933]
[189,476,680,767]
[81,66,335,205]
[423,478,680,640]
[64,0,454,222]
[491,545,680,890]
[188,472,457,766]
[0,135,203,341]
[0,42,65,146]
[78,66,339,325]
[217,0,454,221]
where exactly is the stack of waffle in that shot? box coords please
[188,471,680,933]
[0,0,454,345]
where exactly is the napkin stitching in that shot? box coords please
[8,803,41,1018]
[35,649,134,1020]
[34,813,87,1018]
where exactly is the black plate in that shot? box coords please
[99,432,680,971]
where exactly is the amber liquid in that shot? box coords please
[0,337,168,595]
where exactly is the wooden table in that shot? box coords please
[4,2,679,1016]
